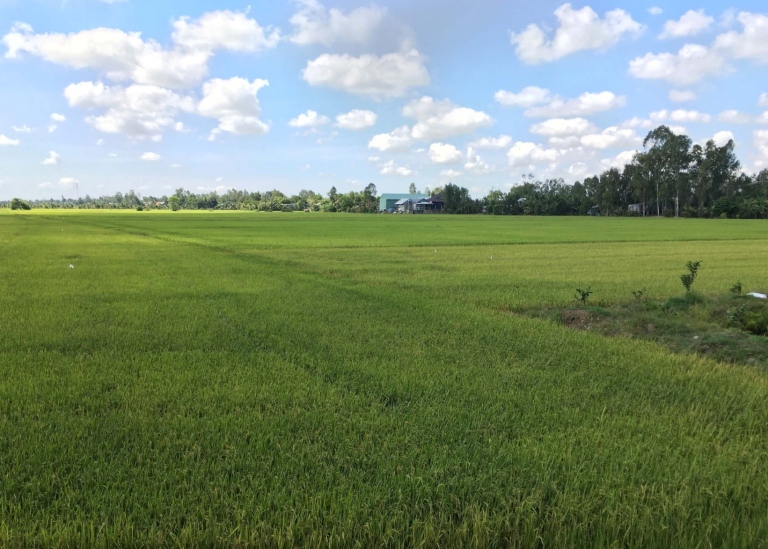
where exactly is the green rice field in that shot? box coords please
[1,211,768,547]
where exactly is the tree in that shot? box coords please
[168,196,180,211]
[641,126,692,217]
[408,183,418,194]
[328,186,338,209]
[10,198,31,210]
[363,183,378,212]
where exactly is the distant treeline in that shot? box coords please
[4,126,768,218]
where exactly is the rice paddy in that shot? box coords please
[1,211,768,547]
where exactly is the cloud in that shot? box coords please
[428,142,462,164]
[650,109,711,123]
[440,169,462,178]
[470,135,512,149]
[464,147,494,175]
[140,152,160,161]
[288,110,329,128]
[568,162,588,177]
[580,127,640,149]
[404,96,492,140]
[622,117,653,130]
[711,131,734,147]
[335,109,377,130]
[630,12,768,86]
[629,44,726,86]
[760,93,768,108]
[50,113,66,122]
[59,177,78,189]
[714,12,768,64]
[12,124,31,133]
[507,142,559,166]
[3,11,278,89]
[378,159,413,176]
[368,125,412,152]
[494,86,552,107]
[302,47,429,97]
[659,10,714,39]
[171,9,280,52]
[718,110,751,124]
[669,89,696,102]
[0,134,20,145]
[65,81,195,141]
[511,3,644,64]
[648,7,663,16]
[602,150,638,169]
[289,0,386,46]
[754,129,768,169]
[524,91,625,117]
[42,150,62,165]
[530,117,596,137]
[198,77,270,137]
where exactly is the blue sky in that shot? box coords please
[2,0,768,200]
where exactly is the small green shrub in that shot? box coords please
[575,287,592,308]
[632,288,647,300]
[680,260,702,292]
[730,282,743,294]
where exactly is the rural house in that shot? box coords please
[378,193,428,212]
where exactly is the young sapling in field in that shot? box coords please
[680,260,702,293]
[575,287,592,308]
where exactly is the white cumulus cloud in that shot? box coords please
[711,131,734,147]
[140,152,160,161]
[511,3,644,64]
[3,11,279,89]
[530,117,596,137]
[464,147,494,175]
[335,109,377,130]
[507,142,559,166]
[580,127,640,149]
[650,109,711,123]
[198,77,270,138]
[378,159,413,176]
[440,169,462,178]
[0,134,20,145]
[368,126,412,152]
[631,12,768,86]
[288,110,329,128]
[42,151,62,165]
[12,124,31,133]
[470,135,512,149]
[50,113,66,122]
[65,81,195,141]
[302,47,429,97]
[629,44,726,86]
[494,86,552,107]
[669,89,696,102]
[659,10,714,39]
[289,0,386,46]
[524,91,625,117]
[404,96,492,141]
[718,110,751,124]
[428,142,462,164]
